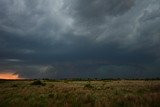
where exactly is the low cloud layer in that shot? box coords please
[0,0,160,79]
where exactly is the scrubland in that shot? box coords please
[0,79,160,107]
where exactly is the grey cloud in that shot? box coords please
[0,0,160,78]
[66,0,135,40]
[68,0,134,19]
[0,0,72,38]
[0,62,160,79]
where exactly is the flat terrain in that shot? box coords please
[0,80,160,107]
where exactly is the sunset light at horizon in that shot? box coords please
[0,73,21,80]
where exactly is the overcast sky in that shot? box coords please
[0,0,160,79]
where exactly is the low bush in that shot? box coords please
[31,80,46,86]
[12,84,18,87]
[84,83,93,89]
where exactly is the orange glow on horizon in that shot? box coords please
[0,73,21,80]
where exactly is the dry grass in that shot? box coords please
[0,80,160,107]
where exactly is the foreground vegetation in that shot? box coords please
[0,79,160,107]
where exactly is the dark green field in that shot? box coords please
[0,80,160,107]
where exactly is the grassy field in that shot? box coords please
[0,80,160,107]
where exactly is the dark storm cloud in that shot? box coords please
[68,0,134,22]
[0,0,160,78]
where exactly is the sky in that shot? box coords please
[0,0,160,79]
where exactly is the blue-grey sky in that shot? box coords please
[0,0,160,79]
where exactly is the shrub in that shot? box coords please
[12,84,18,87]
[84,83,93,89]
[31,80,46,86]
